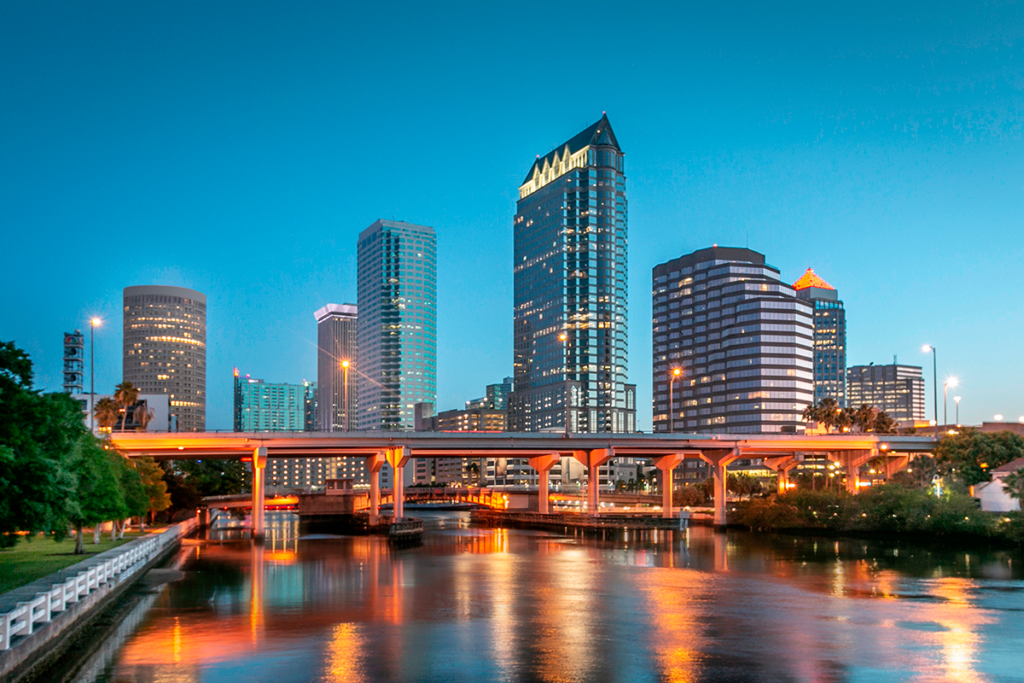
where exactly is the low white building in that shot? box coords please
[974,457,1024,512]
[72,393,172,435]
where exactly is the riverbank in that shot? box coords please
[0,532,145,594]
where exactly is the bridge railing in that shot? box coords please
[0,519,196,651]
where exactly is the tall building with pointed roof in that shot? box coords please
[509,115,636,433]
[794,268,846,406]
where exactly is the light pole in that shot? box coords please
[669,367,682,433]
[559,332,570,435]
[89,318,100,434]
[341,359,350,432]
[943,377,958,429]
[954,395,961,427]
[922,345,938,439]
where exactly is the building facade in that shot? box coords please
[356,219,437,432]
[846,364,925,422]
[508,115,635,434]
[793,268,847,407]
[63,330,84,394]
[652,247,815,434]
[123,285,206,432]
[315,303,358,432]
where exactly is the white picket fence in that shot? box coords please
[0,520,194,651]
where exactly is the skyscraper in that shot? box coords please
[356,219,437,431]
[846,364,925,422]
[509,114,635,433]
[794,269,847,406]
[123,285,206,432]
[652,247,814,434]
[62,330,84,394]
[315,303,357,432]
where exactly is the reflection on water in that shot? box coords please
[87,512,1023,683]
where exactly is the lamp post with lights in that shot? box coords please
[943,377,958,429]
[954,396,961,427]
[668,367,682,434]
[89,318,100,434]
[559,332,570,435]
[341,359,350,432]
[922,345,938,439]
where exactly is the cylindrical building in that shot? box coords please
[123,285,206,432]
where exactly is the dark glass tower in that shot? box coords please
[793,269,847,406]
[509,115,635,433]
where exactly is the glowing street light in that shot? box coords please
[943,377,958,428]
[954,395,962,427]
[922,345,938,439]
[89,318,101,434]
[669,367,682,434]
[995,414,1004,422]
[559,332,569,434]
[341,359,351,432]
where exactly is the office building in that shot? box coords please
[846,364,925,422]
[356,219,437,431]
[508,114,636,434]
[466,377,513,411]
[63,330,84,394]
[652,246,814,434]
[793,268,847,406]
[123,285,206,432]
[315,303,357,432]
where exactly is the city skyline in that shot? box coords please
[3,2,1023,430]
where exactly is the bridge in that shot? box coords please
[111,431,936,536]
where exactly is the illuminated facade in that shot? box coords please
[123,285,206,432]
[652,247,814,434]
[356,219,437,431]
[509,114,636,434]
[793,268,846,406]
[846,364,925,421]
[62,329,84,394]
[315,303,357,432]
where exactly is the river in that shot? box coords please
[71,511,1024,683]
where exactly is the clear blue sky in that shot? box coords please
[2,1,1022,430]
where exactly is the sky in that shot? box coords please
[2,0,1023,431]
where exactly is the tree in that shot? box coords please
[132,403,154,432]
[851,404,878,433]
[1002,468,1024,505]
[873,411,898,435]
[115,453,147,539]
[135,457,170,527]
[935,429,1024,487]
[113,382,140,432]
[94,397,120,432]
[803,398,842,432]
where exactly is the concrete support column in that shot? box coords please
[700,448,740,529]
[777,468,788,495]
[386,446,410,520]
[365,451,386,525]
[573,449,615,516]
[652,453,685,519]
[528,454,560,515]
[250,447,267,539]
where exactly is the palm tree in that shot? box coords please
[852,404,878,433]
[874,411,898,434]
[114,381,140,432]
[803,398,841,432]
[94,397,120,432]
[132,403,154,432]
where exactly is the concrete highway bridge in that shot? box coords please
[111,431,936,535]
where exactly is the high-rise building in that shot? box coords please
[509,114,635,434]
[356,219,437,431]
[846,364,925,422]
[123,285,206,432]
[652,247,815,434]
[62,330,84,394]
[315,303,357,432]
[466,376,513,411]
[793,269,847,407]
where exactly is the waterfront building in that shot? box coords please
[356,219,437,431]
[846,364,925,422]
[122,285,206,432]
[73,392,171,434]
[62,330,84,394]
[508,114,636,435]
[652,247,815,434]
[315,303,357,432]
[793,269,847,407]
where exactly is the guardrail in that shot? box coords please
[0,519,195,652]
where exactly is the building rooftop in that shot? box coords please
[521,114,619,185]
[992,457,1024,474]
[793,268,835,291]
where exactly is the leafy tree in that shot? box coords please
[175,459,247,497]
[935,429,1024,487]
[135,457,170,526]
[1002,468,1024,506]
[672,485,706,507]
[116,453,147,539]
[113,381,140,432]
[94,397,120,431]
[873,411,898,434]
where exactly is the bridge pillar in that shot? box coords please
[652,453,685,519]
[528,454,561,514]
[250,447,267,539]
[386,446,411,520]
[700,448,740,529]
[573,449,615,516]
[365,451,387,525]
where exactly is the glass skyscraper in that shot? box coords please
[315,303,358,431]
[793,269,847,406]
[509,114,635,433]
[652,247,814,434]
[356,219,437,431]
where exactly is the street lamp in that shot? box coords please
[943,377,958,428]
[922,345,938,439]
[559,332,570,435]
[341,359,350,432]
[954,395,961,427]
[89,318,101,434]
[669,367,682,434]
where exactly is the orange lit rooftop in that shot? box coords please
[793,268,835,291]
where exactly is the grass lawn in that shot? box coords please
[0,530,145,594]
